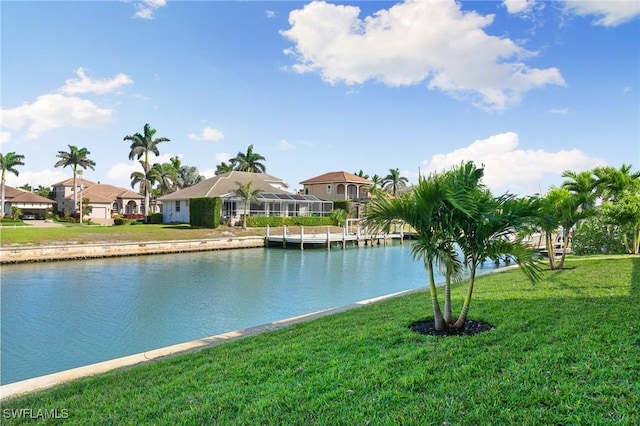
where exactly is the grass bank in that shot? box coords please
[2,256,639,425]
[0,224,344,247]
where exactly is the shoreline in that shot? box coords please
[0,236,266,264]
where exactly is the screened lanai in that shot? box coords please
[222,192,333,221]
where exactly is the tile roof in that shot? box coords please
[64,184,143,203]
[51,177,98,187]
[300,171,372,184]
[2,186,55,204]
[159,171,291,201]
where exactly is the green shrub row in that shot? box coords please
[147,213,163,224]
[245,216,335,227]
[113,218,135,226]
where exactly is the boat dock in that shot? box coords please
[265,225,404,249]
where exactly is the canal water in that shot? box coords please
[1,244,500,385]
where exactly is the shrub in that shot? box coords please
[147,213,163,224]
[572,215,626,255]
[113,218,133,226]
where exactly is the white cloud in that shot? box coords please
[281,0,565,111]
[107,153,176,188]
[201,168,217,179]
[59,68,133,95]
[1,93,114,139]
[266,10,276,19]
[503,0,536,15]
[562,0,640,27]
[0,131,11,144]
[550,107,568,114]
[276,139,294,151]
[214,152,231,163]
[420,132,606,195]
[188,126,225,142]
[133,0,167,20]
[4,169,67,188]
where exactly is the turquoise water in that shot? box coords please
[1,244,500,385]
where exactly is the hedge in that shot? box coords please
[189,197,221,228]
[245,216,334,227]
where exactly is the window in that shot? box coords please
[326,184,332,194]
[175,200,181,212]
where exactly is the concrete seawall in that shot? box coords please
[0,236,266,264]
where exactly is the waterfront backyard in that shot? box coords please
[1,255,638,425]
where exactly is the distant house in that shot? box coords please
[1,186,55,219]
[51,178,144,223]
[300,171,372,202]
[159,171,333,225]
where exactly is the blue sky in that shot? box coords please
[1,0,638,195]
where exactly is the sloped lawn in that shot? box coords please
[2,256,639,425]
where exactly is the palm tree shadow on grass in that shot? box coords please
[409,318,494,337]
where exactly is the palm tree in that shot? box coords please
[594,164,640,202]
[0,152,26,217]
[234,181,262,229]
[54,145,96,218]
[130,161,158,209]
[354,170,369,179]
[454,190,541,328]
[365,168,471,331]
[124,124,170,219]
[382,168,408,196]
[152,163,179,196]
[562,169,598,210]
[215,161,235,175]
[231,145,266,173]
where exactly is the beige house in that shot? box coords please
[52,178,143,223]
[300,171,372,201]
[159,171,332,225]
[1,186,55,219]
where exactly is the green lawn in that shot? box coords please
[2,256,639,425]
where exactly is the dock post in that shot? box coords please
[356,225,361,247]
[400,226,404,245]
[283,226,287,248]
[300,226,304,250]
[265,225,270,248]
[342,226,346,249]
[326,227,330,250]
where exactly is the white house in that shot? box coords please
[159,171,333,225]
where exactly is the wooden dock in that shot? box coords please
[265,225,404,249]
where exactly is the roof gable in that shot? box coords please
[2,186,55,203]
[159,171,291,201]
[64,184,143,203]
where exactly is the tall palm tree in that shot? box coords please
[0,152,26,217]
[231,145,266,173]
[130,161,158,209]
[234,181,262,229]
[354,170,369,179]
[169,156,184,189]
[382,168,408,196]
[124,123,170,219]
[54,145,96,218]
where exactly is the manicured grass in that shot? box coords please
[0,224,344,246]
[2,256,639,425]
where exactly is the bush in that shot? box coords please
[147,213,163,224]
[572,215,626,255]
[329,209,349,226]
[113,218,134,226]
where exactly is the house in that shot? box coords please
[51,178,144,223]
[158,171,333,225]
[300,171,372,201]
[1,186,55,219]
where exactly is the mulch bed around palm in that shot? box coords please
[409,319,494,337]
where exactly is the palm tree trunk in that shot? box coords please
[558,234,571,269]
[1,177,5,218]
[453,268,476,330]
[427,262,446,330]
[443,266,453,325]
[546,234,557,270]
[72,169,78,217]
